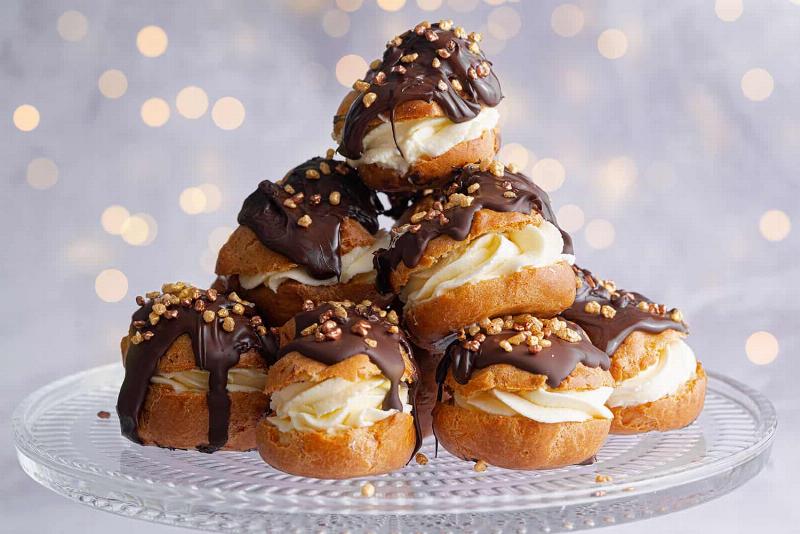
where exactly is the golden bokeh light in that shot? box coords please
[745,331,779,365]
[488,6,522,40]
[101,205,130,235]
[417,0,443,10]
[179,187,208,214]
[140,98,171,127]
[759,210,791,242]
[26,158,59,190]
[551,4,584,38]
[483,0,506,5]
[13,104,40,132]
[377,0,406,11]
[336,0,363,11]
[121,213,157,246]
[557,204,585,233]
[715,0,743,22]
[531,158,566,192]
[208,226,235,252]
[211,97,246,130]
[600,156,638,201]
[98,69,128,99]
[497,142,530,169]
[741,68,774,102]
[199,183,222,213]
[95,269,129,303]
[65,238,111,271]
[176,86,209,119]
[448,0,479,12]
[136,25,168,57]
[585,219,616,249]
[335,54,368,88]
[322,9,351,38]
[57,10,88,42]
[200,248,218,275]
[597,29,629,60]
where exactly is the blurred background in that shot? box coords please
[2,0,798,532]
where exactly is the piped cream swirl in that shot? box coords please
[150,368,267,394]
[455,387,614,423]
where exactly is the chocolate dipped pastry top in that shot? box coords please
[437,315,610,389]
[237,155,383,280]
[117,283,277,453]
[374,162,573,292]
[562,266,689,356]
[338,19,503,159]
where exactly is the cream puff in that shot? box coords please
[333,20,503,192]
[215,156,389,326]
[374,162,576,348]
[433,315,613,469]
[117,282,276,452]
[256,300,419,479]
[562,267,706,434]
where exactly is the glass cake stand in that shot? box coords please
[14,364,775,533]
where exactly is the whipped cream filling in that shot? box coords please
[455,386,614,423]
[607,339,698,408]
[401,222,574,305]
[345,107,500,174]
[151,368,267,394]
[267,376,411,434]
[239,232,389,292]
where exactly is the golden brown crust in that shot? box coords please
[135,385,268,451]
[256,412,415,479]
[610,363,707,434]
[404,261,577,348]
[610,329,685,382]
[433,403,610,469]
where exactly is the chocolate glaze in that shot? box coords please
[278,301,421,455]
[374,166,573,293]
[237,157,382,280]
[338,21,503,160]
[562,266,689,356]
[117,286,277,453]
[437,319,610,389]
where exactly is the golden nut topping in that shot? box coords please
[473,460,488,472]
[438,19,453,31]
[386,310,399,325]
[202,310,215,323]
[450,78,463,91]
[432,57,441,68]
[637,301,650,311]
[415,452,429,465]
[400,52,419,63]
[297,214,312,228]
[361,482,375,498]
[468,31,482,42]
[584,301,602,315]
[364,338,378,348]
[352,79,370,92]
[467,41,480,54]
[222,316,235,332]
[319,161,332,175]
[670,309,684,322]
[305,169,320,180]
[283,198,297,209]
[325,148,336,159]
[217,308,230,318]
[506,162,519,173]
[499,340,513,352]
[362,92,377,108]
[489,160,505,177]
[502,191,517,199]
[454,26,467,38]
[232,303,245,315]
[328,191,341,206]
[601,305,617,319]
[467,182,481,194]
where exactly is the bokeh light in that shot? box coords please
[531,158,566,192]
[65,238,111,271]
[336,0,363,11]
[57,10,88,42]
[121,213,157,246]
[176,86,209,119]
[585,219,615,249]
[208,226,234,252]
[98,69,128,99]
[211,97,246,130]
[199,183,222,213]
[741,68,774,102]
[13,104,40,132]
[323,10,350,37]
[497,142,530,169]
[551,4,584,37]
[597,29,629,60]
[745,331,779,365]
[26,158,59,190]
[140,98,171,127]
[488,6,522,40]
[417,0,443,10]
[179,187,207,214]
[95,269,129,303]
[557,204,585,233]
[335,54,368,88]
[599,156,638,201]
[715,0,743,22]
[136,25,168,57]
[200,249,218,275]
[759,210,791,242]
[377,0,406,11]
[448,0,479,12]
[101,205,130,235]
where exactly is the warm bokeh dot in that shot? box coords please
[136,25,168,57]
[741,68,774,102]
[448,0,479,12]
[377,0,406,11]
[585,219,615,249]
[745,331,779,365]
[531,158,566,192]
[57,10,88,42]
[759,210,791,242]
[335,54,368,88]
[551,4,584,37]
[597,29,629,59]
[208,226,234,252]
[179,187,207,214]
[98,69,128,99]
[121,213,157,246]
[199,183,222,213]
[101,205,130,235]
[557,204,585,233]
[211,97,246,130]
[715,0,743,22]
[322,9,350,37]
[336,0,363,11]
[13,104,40,132]
[497,142,530,170]
[140,98,170,127]
[176,86,209,119]
[200,248,218,275]
[488,6,522,40]
[95,269,129,303]
[417,0,443,10]
[26,158,59,190]
[600,156,638,201]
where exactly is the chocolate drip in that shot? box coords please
[339,21,503,160]
[117,287,276,453]
[237,157,382,280]
[562,266,689,355]
[278,302,421,455]
[438,319,609,389]
[374,166,573,293]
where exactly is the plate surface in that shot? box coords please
[14,364,775,533]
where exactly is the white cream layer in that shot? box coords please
[607,339,697,408]
[455,387,614,423]
[267,377,411,434]
[401,222,573,305]
[346,107,500,174]
[239,232,389,292]
[151,368,267,394]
